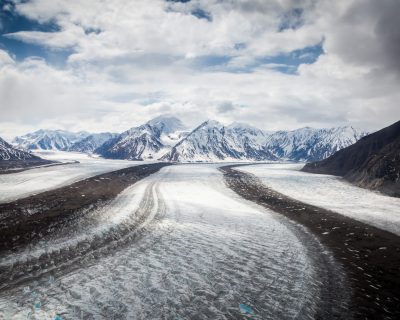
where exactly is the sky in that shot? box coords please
[0,0,399,140]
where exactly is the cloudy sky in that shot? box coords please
[0,0,399,139]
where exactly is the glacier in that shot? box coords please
[238,163,400,236]
[0,164,347,319]
[0,151,143,203]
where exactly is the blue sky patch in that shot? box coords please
[191,42,324,75]
[260,43,324,67]
[0,0,324,75]
[0,0,71,65]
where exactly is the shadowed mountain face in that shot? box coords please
[0,137,53,171]
[303,121,400,197]
[69,132,118,153]
[0,137,38,161]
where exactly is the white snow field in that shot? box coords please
[0,151,143,203]
[239,163,400,236]
[0,164,346,319]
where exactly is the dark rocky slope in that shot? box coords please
[303,120,400,197]
[0,137,53,172]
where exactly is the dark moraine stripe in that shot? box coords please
[220,165,400,320]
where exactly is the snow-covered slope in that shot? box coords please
[264,126,368,162]
[0,137,38,161]
[239,163,400,235]
[96,116,188,160]
[0,151,140,203]
[13,130,90,151]
[162,120,276,162]
[69,132,118,153]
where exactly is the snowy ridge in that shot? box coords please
[161,121,366,162]
[13,129,90,151]
[303,120,400,196]
[0,136,37,161]
[95,116,188,160]
[12,116,368,162]
[162,120,276,162]
[264,126,368,162]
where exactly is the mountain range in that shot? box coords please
[160,118,367,162]
[11,116,368,162]
[13,130,90,151]
[303,120,400,197]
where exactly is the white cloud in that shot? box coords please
[7,0,324,61]
[0,0,399,138]
[0,49,14,65]
[5,25,85,49]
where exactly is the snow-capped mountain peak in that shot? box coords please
[161,121,368,163]
[95,116,189,160]
[146,115,186,135]
[162,120,276,162]
[12,117,367,163]
[13,129,90,151]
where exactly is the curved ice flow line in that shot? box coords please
[0,165,348,319]
[0,174,163,289]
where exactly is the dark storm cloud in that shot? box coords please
[374,1,400,75]
[335,0,400,76]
